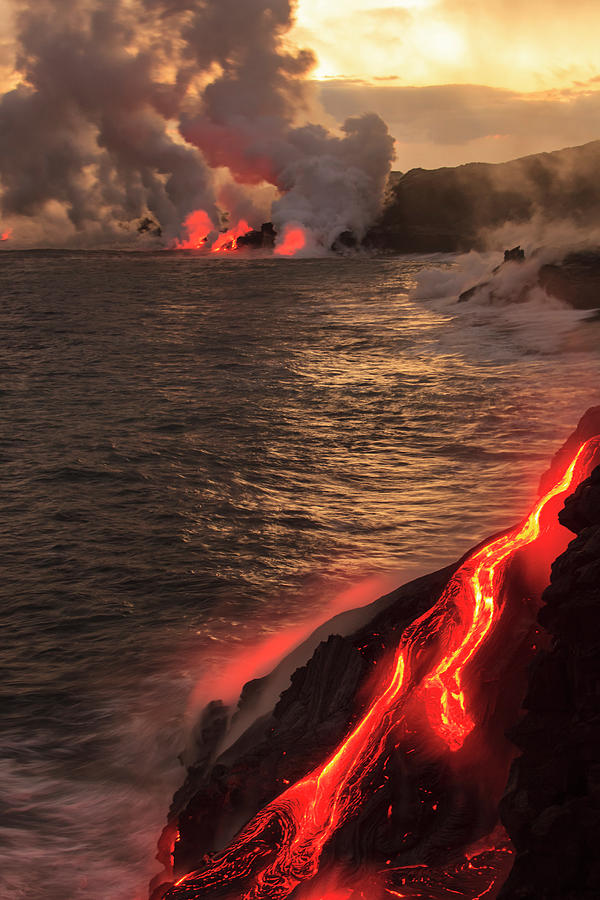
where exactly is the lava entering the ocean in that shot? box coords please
[164,437,600,900]
[172,212,250,253]
[274,224,307,257]
[173,211,213,250]
[171,211,310,257]
[211,220,250,253]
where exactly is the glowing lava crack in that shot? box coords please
[166,437,600,900]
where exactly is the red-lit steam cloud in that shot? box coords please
[274,223,307,256]
[210,219,250,252]
[172,211,213,250]
[0,1,394,252]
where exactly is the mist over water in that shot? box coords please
[1,251,598,899]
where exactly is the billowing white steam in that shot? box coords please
[0,0,395,250]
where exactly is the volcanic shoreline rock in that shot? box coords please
[499,463,600,899]
[153,409,600,899]
[458,248,600,311]
[366,140,600,255]
[157,564,459,883]
[237,223,276,250]
[153,548,530,899]
[537,251,600,311]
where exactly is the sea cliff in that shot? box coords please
[367,140,600,254]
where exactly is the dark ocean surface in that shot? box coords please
[1,250,599,899]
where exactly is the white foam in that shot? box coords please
[0,675,187,900]
[412,252,596,356]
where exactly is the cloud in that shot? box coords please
[318,80,600,169]
[293,0,600,92]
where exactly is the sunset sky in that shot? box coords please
[0,0,598,173]
[294,0,600,169]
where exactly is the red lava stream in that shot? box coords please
[166,437,600,900]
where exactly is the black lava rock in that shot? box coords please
[499,462,600,900]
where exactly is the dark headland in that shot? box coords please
[151,408,600,900]
[367,138,600,312]
[366,139,600,254]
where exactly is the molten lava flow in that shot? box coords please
[421,437,598,750]
[173,210,213,249]
[173,212,250,251]
[167,437,600,900]
[210,219,250,253]
[1,228,12,241]
[274,224,307,257]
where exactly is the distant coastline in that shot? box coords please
[367,139,600,254]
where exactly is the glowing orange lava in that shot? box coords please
[274,224,307,257]
[211,219,250,253]
[173,210,213,249]
[1,228,12,241]
[167,437,600,900]
[421,438,596,750]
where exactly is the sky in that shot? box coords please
[292,0,600,169]
[0,0,599,172]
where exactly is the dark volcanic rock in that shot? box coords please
[159,550,547,894]
[167,565,459,878]
[504,246,526,263]
[367,140,600,254]
[499,464,600,900]
[538,251,600,310]
[458,249,600,311]
[331,230,358,252]
[155,410,600,899]
[237,222,276,249]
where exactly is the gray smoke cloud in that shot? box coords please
[0,0,395,250]
[0,1,220,243]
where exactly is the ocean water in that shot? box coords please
[1,250,599,900]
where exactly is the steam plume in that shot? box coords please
[0,1,395,251]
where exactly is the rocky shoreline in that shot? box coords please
[458,249,600,312]
[366,140,600,255]
[152,408,600,900]
[500,413,600,899]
